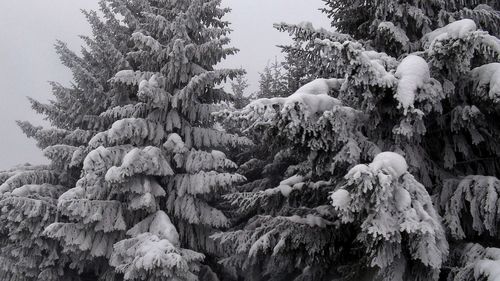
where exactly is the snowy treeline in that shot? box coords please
[0,0,500,281]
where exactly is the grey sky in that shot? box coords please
[0,0,331,169]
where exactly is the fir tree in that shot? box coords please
[0,2,130,280]
[40,0,250,280]
[256,58,288,99]
[322,0,500,40]
[1,0,499,280]
[280,41,315,94]
[230,73,250,109]
[217,1,500,280]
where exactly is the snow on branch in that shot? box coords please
[448,243,500,281]
[422,19,477,49]
[115,177,166,199]
[1,191,60,223]
[331,151,448,279]
[443,5,500,38]
[89,118,167,147]
[274,22,352,42]
[105,146,174,183]
[478,34,500,60]
[474,247,500,281]
[99,103,149,123]
[263,174,306,197]
[43,145,79,166]
[241,78,344,121]
[313,39,398,89]
[174,69,243,107]
[394,55,431,115]
[56,198,127,233]
[109,70,154,86]
[138,76,172,108]
[127,211,180,245]
[43,222,121,258]
[166,192,229,228]
[169,171,246,196]
[0,170,58,194]
[443,176,500,239]
[163,133,187,154]
[10,183,64,199]
[377,21,410,50]
[212,212,339,278]
[470,63,500,102]
[131,32,163,52]
[82,145,133,174]
[110,231,203,281]
[188,127,253,148]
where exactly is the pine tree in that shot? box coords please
[0,3,131,280]
[217,1,500,280]
[256,58,289,99]
[230,72,250,109]
[276,21,350,82]
[39,0,250,280]
[280,41,315,94]
[322,0,499,42]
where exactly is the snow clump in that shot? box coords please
[470,63,500,102]
[395,55,430,114]
[423,19,477,48]
[264,175,305,197]
[330,189,351,211]
[163,133,186,153]
[369,151,408,179]
[246,78,344,117]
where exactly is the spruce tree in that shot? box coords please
[322,0,499,42]
[230,73,250,109]
[255,52,313,101]
[256,58,289,99]
[0,2,130,280]
[280,41,315,94]
[40,0,250,280]
[217,1,500,281]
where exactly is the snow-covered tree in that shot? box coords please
[0,3,130,280]
[230,72,250,109]
[39,0,250,280]
[216,75,447,280]
[322,0,499,43]
[256,58,289,99]
[280,41,316,94]
[216,1,500,280]
[330,153,448,281]
[1,0,499,280]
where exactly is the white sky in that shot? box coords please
[0,0,331,169]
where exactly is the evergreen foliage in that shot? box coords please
[256,58,289,99]
[1,0,499,280]
[1,0,247,280]
[216,1,500,280]
[230,73,250,109]
[254,53,314,101]
[43,0,250,279]
[255,50,314,98]
[322,0,500,42]
[0,3,129,280]
[280,41,316,94]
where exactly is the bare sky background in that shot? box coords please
[0,0,331,169]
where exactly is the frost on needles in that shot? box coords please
[43,0,250,279]
[331,152,448,280]
[1,0,249,280]
[0,0,500,281]
[0,4,130,280]
[215,1,500,280]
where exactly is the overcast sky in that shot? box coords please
[0,0,331,169]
